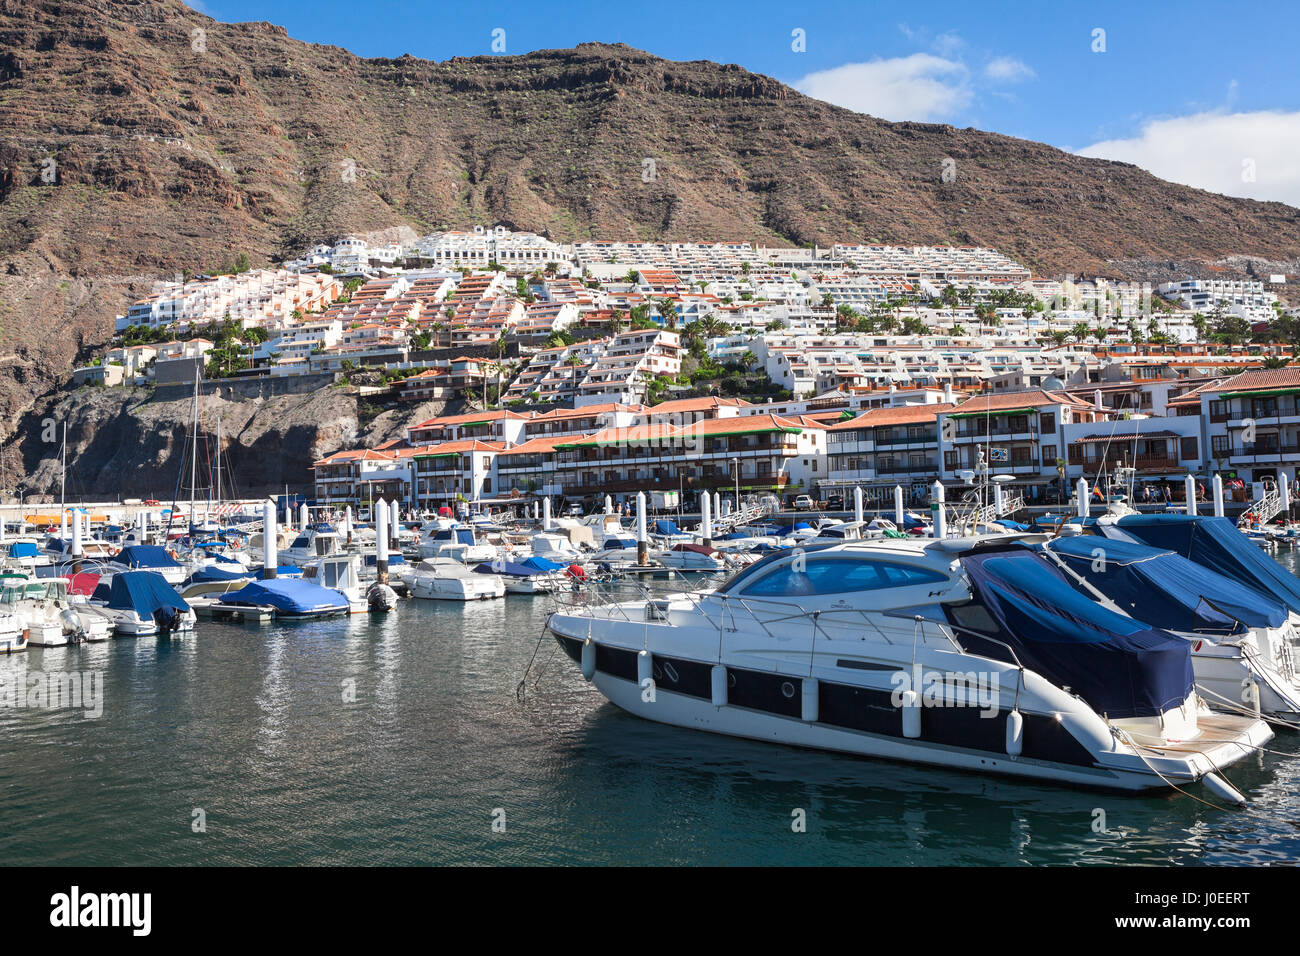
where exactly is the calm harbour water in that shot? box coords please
[6,561,1300,866]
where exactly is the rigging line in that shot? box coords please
[1112,727,1234,812]
[515,613,553,705]
[1194,682,1300,734]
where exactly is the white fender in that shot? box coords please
[802,677,819,722]
[1006,709,1024,757]
[711,664,728,707]
[580,638,595,681]
[901,689,921,738]
[637,649,653,687]
[1202,772,1247,807]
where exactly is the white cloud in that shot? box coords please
[795,54,971,122]
[985,57,1034,82]
[1077,110,1300,208]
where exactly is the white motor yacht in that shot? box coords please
[410,558,504,601]
[418,520,497,564]
[0,608,25,653]
[301,553,397,613]
[547,535,1271,800]
[1,574,113,645]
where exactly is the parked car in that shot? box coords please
[793,495,816,511]
[824,493,844,511]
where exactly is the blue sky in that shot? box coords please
[194,0,1300,206]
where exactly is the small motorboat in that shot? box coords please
[93,570,195,636]
[410,558,504,601]
[218,578,350,619]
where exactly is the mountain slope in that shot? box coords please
[1,0,1299,478]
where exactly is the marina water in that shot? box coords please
[5,570,1300,866]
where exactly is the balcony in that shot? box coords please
[559,473,791,497]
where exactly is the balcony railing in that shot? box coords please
[559,473,791,496]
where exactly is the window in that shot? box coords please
[737,557,948,597]
[1180,437,1198,460]
[1041,444,1056,465]
[1039,413,1055,434]
[1212,435,1230,456]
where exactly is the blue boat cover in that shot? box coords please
[256,564,302,578]
[106,570,190,614]
[473,560,542,578]
[112,545,182,569]
[520,556,566,572]
[993,519,1030,531]
[363,553,407,567]
[188,565,250,583]
[1101,514,1300,615]
[1043,536,1286,631]
[772,521,814,535]
[223,579,347,614]
[7,542,38,558]
[958,547,1195,718]
[653,519,681,535]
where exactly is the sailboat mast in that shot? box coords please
[190,370,199,529]
[216,416,222,505]
[60,421,66,512]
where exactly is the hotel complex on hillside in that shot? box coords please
[84,226,1297,511]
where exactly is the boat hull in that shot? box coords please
[549,628,1270,793]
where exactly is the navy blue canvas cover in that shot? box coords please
[958,548,1194,718]
[1103,514,1300,614]
[112,545,182,569]
[1044,536,1285,631]
[107,571,190,614]
[224,579,347,614]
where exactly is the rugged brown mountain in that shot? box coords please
[2,0,1299,490]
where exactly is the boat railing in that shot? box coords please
[549,577,970,665]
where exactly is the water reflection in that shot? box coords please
[2,581,1300,865]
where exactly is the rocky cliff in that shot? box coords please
[2,0,1299,492]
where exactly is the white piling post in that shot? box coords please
[604,494,613,515]
[542,497,552,531]
[1077,478,1090,519]
[300,501,309,529]
[994,479,1004,515]
[60,508,67,543]
[1212,474,1225,517]
[894,484,905,526]
[854,486,863,524]
[701,491,712,547]
[71,508,83,561]
[1185,474,1198,516]
[376,496,389,583]
[344,505,354,545]
[932,481,946,539]
[1281,473,1291,516]
[262,499,277,579]
[713,492,721,518]
[390,499,401,550]
[636,491,648,565]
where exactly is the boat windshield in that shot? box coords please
[717,548,948,597]
[1,581,64,602]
